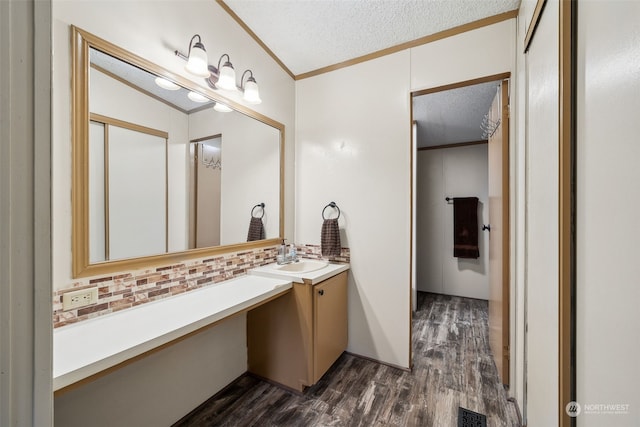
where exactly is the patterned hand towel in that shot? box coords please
[247,217,265,242]
[453,197,480,259]
[321,218,341,257]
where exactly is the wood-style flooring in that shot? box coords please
[173,292,520,427]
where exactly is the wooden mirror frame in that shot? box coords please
[71,26,285,278]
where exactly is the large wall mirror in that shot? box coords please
[72,26,284,277]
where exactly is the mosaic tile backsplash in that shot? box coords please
[54,244,350,329]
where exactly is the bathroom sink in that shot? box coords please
[249,260,348,284]
[274,260,328,274]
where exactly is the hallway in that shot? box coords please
[174,292,519,426]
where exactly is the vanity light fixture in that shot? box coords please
[154,77,180,91]
[240,70,262,104]
[187,91,209,103]
[175,36,263,102]
[214,102,233,113]
[180,35,210,78]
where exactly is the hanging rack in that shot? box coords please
[200,143,222,170]
[251,203,265,219]
[480,113,501,140]
[322,202,341,220]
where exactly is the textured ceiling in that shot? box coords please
[413,80,500,148]
[223,0,520,76]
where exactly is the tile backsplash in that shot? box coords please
[53,244,350,329]
[295,244,350,264]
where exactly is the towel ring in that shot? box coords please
[322,202,341,220]
[251,203,265,219]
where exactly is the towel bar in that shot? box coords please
[322,202,341,220]
[251,203,265,218]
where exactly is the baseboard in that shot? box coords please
[506,396,524,426]
[345,351,411,372]
[246,371,305,396]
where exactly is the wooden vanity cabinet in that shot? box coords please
[247,271,348,392]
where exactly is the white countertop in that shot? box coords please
[53,275,292,391]
[248,261,350,284]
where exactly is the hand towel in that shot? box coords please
[321,218,341,257]
[453,197,480,259]
[247,217,265,242]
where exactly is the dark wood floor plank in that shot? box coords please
[173,292,520,426]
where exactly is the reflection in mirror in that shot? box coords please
[72,26,284,277]
[191,134,222,248]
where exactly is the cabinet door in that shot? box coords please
[313,272,348,382]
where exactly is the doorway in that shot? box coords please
[190,134,223,249]
[410,73,510,386]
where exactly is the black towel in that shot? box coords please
[247,217,265,242]
[321,218,341,257]
[453,197,479,259]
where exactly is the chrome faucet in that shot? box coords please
[276,241,298,265]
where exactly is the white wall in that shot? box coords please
[410,20,515,91]
[295,19,515,369]
[576,1,640,425]
[52,1,295,424]
[296,50,412,368]
[521,1,560,425]
[416,145,489,300]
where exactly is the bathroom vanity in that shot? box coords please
[53,262,348,395]
[248,262,349,391]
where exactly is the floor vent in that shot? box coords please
[458,407,487,427]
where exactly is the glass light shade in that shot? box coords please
[154,77,180,91]
[243,79,262,104]
[217,63,237,91]
[213,103,233,113]
[185,44,209,77]
[187,91,209,103]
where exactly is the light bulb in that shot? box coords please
[185,42,209,77]
[243,79,261,104]
[154,77,180,91]
[217,62,237,91]
[187,91,209,103]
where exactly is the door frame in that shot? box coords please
[525,1,576,424]
[409,72,511,374]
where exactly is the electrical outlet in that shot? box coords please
[63,287,98,311]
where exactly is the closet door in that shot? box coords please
[488,79,510,386]
[524,2,560,424]
[108,125,167,260]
